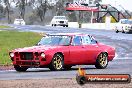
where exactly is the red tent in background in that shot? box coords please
[65,3,99,12]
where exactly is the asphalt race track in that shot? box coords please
[0,25,132,80]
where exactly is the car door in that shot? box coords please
[81,35,100,64]
[118,20,125,31]
[69,36,86,64]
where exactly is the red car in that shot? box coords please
[9,33,115,72]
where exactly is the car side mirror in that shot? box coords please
[35,43,39,46]
[96,40,98,44]
[36,42,41,46]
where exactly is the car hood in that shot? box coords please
[11,45,62,52]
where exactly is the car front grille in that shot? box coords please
[16,61,40,66]
[60,21,64,23]
[20,52,33,60]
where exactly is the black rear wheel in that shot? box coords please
[122,30,125,33]
[49,54,64,71]
[14,65,28,72]
[95,53,108,69]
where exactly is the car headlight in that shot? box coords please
[10,52,14,57]
[41,53,45,58]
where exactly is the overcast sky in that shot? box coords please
[102,0,132,11]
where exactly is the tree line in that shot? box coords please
[0,0,130,25]
[0,0,70,24]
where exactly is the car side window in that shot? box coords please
[90,36,97,44]
[82,35,97,45]
[72,36,81,45]
[82,36,91,45]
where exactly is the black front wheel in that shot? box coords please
[95,53,108,69]
[49,54,64,71]
[115,30,119,33]
[14,65,28,72]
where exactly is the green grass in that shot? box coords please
[0,30,42,65]
[0,25,11,28]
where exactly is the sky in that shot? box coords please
[102,0,132,12]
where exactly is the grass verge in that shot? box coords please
[0,30,42,65]
[0,25,11,28]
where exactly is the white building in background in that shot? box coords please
[47,0,100,6]
[73,0,97,6]
[73,0,89,4]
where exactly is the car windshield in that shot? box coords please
[37,35,71,46]
[54,17,66,20]
[15,19,23,21]
[128,20,132,24]
[121,20,132,24]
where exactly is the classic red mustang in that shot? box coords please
[9,33,115,72]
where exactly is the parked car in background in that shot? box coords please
[14,19,26,25]
[114,19,132,33]
[51,16,68,27]
[9,33,115,72]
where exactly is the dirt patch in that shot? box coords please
[0,79,131,88]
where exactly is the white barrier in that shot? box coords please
[81,23,117,30]
[68,22,117,30]
[68,22,79,28]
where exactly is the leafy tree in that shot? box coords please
[14,0,35,20]
[55,0,65,16]
[33,0,54,22]
[0,4,5,19]
[36,0,48,21]
[3,0,11,23]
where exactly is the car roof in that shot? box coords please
[15,19,24,20]
[54,16,66,17]
[46,33,88,36]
